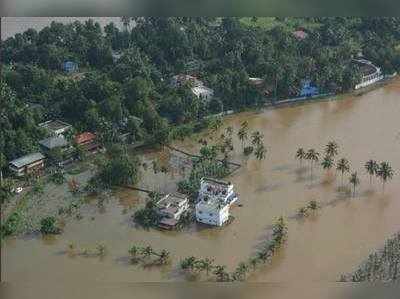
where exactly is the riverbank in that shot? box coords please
[212,75,398,121]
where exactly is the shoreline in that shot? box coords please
[216,75,399,119]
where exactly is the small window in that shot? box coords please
[198,211,203,214]
[209,213,213,216]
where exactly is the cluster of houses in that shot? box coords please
[155,177,238,229]
[8,120,101,178]
[249,58,384,101]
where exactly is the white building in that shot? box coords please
[156,193,189,229]
[195,178,238,227]
[38,120,72,136]
[171,74,214,102]
[191,85,214,102]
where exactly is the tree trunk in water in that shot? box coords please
[341,172,344,187]
[393,259,399,281]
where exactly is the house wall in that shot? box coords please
[195,204,229,226]
[9,160,44,177]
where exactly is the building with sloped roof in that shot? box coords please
[74,132,101,153]
[9,153,45,177]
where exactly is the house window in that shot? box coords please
[209,213,213,216]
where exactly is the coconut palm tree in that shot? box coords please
[128,245,141,261]
[96,243,107,257]
[141,246,154,259]
[349,172,360,197]
[321,155,334,173]
[254,144,267,160]
[325,141,339,157]
[213,265,229,282]
[237,123,249,149]
[365,160,378,186]
[376,162,394,193]
[336,158,350,186]
[180,256,197,272]
[306,149,320,180]
[233,262,249,281]
[199,258,214,276]
[257,250,270,264]
[121,17,132,31]
[249,257,259,271]
[210,117,223,133]
[225,126,234,137]
[157,249,170,264]
[295,148,306,167]
[251,131,263,146]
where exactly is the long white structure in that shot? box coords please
[354,59,384,90]
[195,178,238,226]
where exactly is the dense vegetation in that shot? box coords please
[2,17,400,169]
[341,232,400,282]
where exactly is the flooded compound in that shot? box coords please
[2,78,400,287]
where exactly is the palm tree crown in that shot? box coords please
[349,172,360,196]
[251,131,263,146]
[306,149,320,162]
[325,141,339,157]
[296,148,306,164]
[321,155,334,170]
[305,149,320,180]
[237,123,249,148]
[254,144,267,160]
[365,159,378,185]
[337,158,350,185]
[377,162,394,192]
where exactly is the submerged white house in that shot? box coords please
[195,178,238,226]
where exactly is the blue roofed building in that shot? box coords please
[61,61,79,73]
[299,80,319,97]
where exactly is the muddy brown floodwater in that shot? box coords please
[2,79,400,294]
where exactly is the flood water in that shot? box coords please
[2,79,400,292]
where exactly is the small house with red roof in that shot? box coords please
[74,132,101,153]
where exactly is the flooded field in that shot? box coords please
[2,78,400,288]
